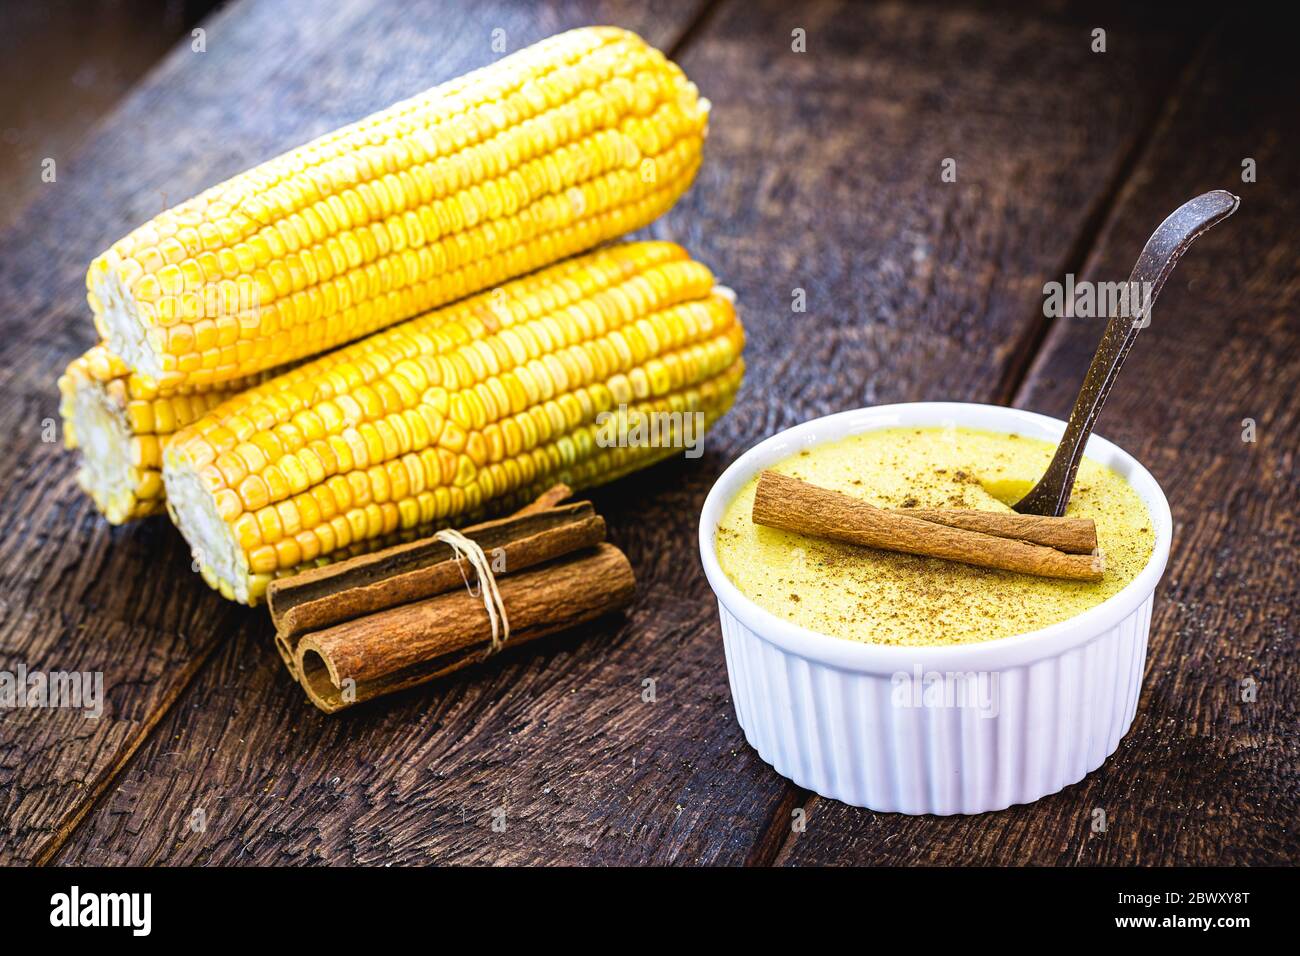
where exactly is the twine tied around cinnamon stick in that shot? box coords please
[434,527,510,658]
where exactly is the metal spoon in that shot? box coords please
[1013,190,1239,516]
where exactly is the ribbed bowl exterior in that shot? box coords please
[717,594,1153,814]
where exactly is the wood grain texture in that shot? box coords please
[666,0,1203,437]
[777,18,1298,866]
[0,0,218,231]
[44,0,1209,866]
[0,0,705,866]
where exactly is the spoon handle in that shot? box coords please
[1014,190,1239,517]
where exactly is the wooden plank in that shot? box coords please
[778,21,1297,865]
[0,1,219,231]
[48,0,1204,865]
[0,0,705,866]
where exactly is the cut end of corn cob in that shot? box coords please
[59,350,152,524]
[59,345,233,522]
[162,242,744,604]
[89,26,708,391]
[58,346,251,523]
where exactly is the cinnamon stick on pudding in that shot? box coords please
[887,507,1097,553]
[752,470,1103,581]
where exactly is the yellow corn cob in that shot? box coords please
[60,242,668,526]
[88,27,709,391]
[58,346,261,523]
[59,251,600,523]
[162,241,744,603]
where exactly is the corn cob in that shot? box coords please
[88,27,709,391]
[58,346,260,523]
[162,241,744,603]
[64,242,673,524]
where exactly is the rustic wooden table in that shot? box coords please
[0,0,1294,867]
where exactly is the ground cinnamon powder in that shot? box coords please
[715,427,1154,646]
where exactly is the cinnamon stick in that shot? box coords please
[889,507,1097,553]
[268,500,603,641]
[296,543,635,713]
[510,483,573,516]
[273,631,299,681]
[753,470,1103,581]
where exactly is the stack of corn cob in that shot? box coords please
[60,26,743,604]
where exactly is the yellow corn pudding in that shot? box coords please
[715,427,1155,646]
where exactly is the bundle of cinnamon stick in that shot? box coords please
[752,470,1103,580]
[266,486,635,713]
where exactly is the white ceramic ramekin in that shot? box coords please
[698,403,1171,814]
